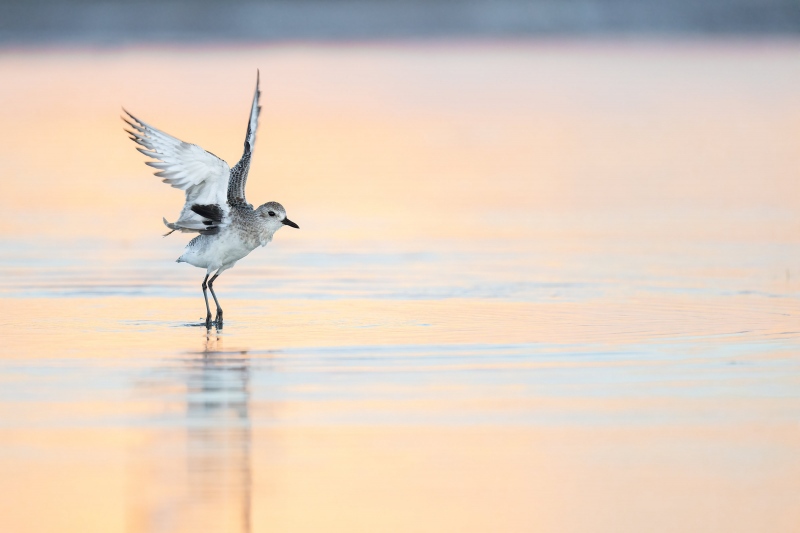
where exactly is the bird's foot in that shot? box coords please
[205,313,213,329]
[214,310,223,329]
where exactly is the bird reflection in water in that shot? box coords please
[130,330,253,533]
[184,331,252,533]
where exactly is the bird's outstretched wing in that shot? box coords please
[227,71,261,208]
[124,110,231,233]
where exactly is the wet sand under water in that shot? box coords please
[0,41,799,532]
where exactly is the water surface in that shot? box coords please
[0,41,799,532]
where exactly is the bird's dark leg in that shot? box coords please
[201,274,213,329]
[208,272,223,328]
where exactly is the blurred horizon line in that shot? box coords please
[0,0,797,48]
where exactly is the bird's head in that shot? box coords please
[256,201,299,232]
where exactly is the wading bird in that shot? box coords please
[124,72,298,328]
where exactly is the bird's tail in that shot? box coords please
[162,217,178,237]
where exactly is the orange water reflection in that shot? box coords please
[1,41,800,532]
[0,296,799,532]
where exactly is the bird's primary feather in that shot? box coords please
[124,71,261,234]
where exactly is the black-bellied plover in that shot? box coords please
[124,72,298,329]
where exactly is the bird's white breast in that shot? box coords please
[178,228,258,270]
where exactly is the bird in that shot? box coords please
[123,71,299,329]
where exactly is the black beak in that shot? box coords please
[282,218,299,229]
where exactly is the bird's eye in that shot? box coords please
[268,211,275,217]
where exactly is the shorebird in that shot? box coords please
[123,72,298,328]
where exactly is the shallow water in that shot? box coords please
[1,41,799,532]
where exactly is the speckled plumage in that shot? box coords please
[177,201,288,271]
[124,72,299,328]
